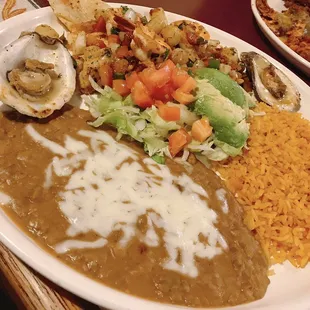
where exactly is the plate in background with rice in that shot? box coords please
[251,0,310,75]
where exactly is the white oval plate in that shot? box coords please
[0,5,310,310]
[251,0,310,76]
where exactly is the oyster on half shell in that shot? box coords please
[0,25,76,118]
[241,52,301,112]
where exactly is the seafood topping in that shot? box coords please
[0,26,76,118]
[241,52,301,112]
[34,24,60,45]
[7,59,58,101]
[260,65,287,99]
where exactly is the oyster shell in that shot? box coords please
[0,26,76,118]
[241,52,301,112]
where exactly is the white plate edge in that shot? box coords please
[0,5,309,310]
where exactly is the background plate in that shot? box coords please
[251,0,310,76]
[0,4,310,310]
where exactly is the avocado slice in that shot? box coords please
[195,68,248,110]
[194,80,249,149]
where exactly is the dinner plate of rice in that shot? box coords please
[252,0,310,75]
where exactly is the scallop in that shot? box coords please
[0,25,76,118]
[241,52,300,112]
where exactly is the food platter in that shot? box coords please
[0,4,310,310]
[251,0,310,76]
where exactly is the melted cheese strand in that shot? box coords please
[216,189,229,214]
[55,238,107,253]
[28,127,227,278]
[43,163,53,189]
[26,124,69,156]
[0,192,11,205]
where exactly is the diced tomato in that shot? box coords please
[158,105,180,122]
[171,68,190,89]
[191,119,213,142]
[98,41,106,49]
[113,79,130,96]
[116,46,129,58]
[138,68,156,93]
[125,71,140,89]
[172,89,195,105]
[152,82,174,102]
[158,59,176,72]
[138,66,176,101]
[154,100,164,107]
[136,60,174,90]
[108,34,120,44]
[148,67,171,88]
[98,64,113,87]
[121,32,133,46]
[148,60,174,88]
[93,16,106,33]
[132,81,154,108]
[168,128,192,157]
[179,76,197,93]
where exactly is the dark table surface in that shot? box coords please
[37,0,310,84]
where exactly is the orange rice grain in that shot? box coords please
[213,103,310,268]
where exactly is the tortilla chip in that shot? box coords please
[48,0,110,31]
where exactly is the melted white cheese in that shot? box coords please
[26,125,69,156]
[26,127,228,278]
[64,136,88,154]
[0,192,12,205]
[55,238,107,253]
[216,188,229,214]
[43,163,53,189]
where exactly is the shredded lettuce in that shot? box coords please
[85,85,175,158]
[166,102,198,126]
[188,137,229,161]
[141,106,180,137]
[143,137,168,157]
[89,110,142,142]
[213,139,243,157]
[151,154,166,164]
[243,89,257,109]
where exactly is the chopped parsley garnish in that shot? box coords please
[188,69,194,77]
[141,16,148,25]
[150,49,170,62]
[196,36,207,45]
[163,48,170,60]
[113,72,126,80]
[187,59,195,67]
[186,102,196,112]
[121,5,129,14]
[111,27,120,35]
[104,48,112,57]
[178,22,186,30]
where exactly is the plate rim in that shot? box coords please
[0,5,309,310]
[251,0,310,75]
